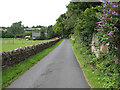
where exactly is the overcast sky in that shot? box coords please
[0,0,71,27]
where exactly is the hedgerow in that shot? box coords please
[73,1,120,88]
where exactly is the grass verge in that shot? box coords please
[69,39,103,88]
[2,39,64,88]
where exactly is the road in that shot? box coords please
[7,39,90,88]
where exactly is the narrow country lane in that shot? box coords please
[7,39,90,88]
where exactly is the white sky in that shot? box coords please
[0,0,71,27]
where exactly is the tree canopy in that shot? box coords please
[7,21,24,38]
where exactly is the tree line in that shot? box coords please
[1,22,58,39]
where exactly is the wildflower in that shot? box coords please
[96,21,102,24]
[103,4,107,7]
[108,0,111,3]
[112,11,116,15]
[102,41,106,44]
[110,3,115,6]
[91,44,94,46]
[114,13,118,16]
[101,24,105,27]
[102,17,105,19]
[97,29,101,31]
[104,14,107,17]
[113,5,118,8]
[103,25,105,27]
[90,42,94,46]
[104,54,106,56]
[106,38,109,40]
[114,27,117,30]
[103,9,106,13]
[111,3,118,8]
[107,32,113,36]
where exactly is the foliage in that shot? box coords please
[24,32,32,37]
[2,30,14,38]
[47,25,58,39]
[53,14,65,37]
[39,27,47,40]
[64,1,120,88]
[67,2,101,15]
[32,25,44,28]
[53,2,101,38]
[74,6,98,45]
[95,2,120,59]
[92,2,120,88]
[7,21,24,38]
[53,11,78,38]
[70,39,104,88]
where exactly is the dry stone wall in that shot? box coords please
[1,39,61,69]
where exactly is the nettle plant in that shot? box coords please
[95,1,119,60]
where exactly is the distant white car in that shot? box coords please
[25,36,31,40]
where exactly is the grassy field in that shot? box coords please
[1,38,50,52]
[2,39,63,88]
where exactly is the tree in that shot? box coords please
[32,25,35,28]
[53,14,67,37]
[40,27,47,40]
[52,2,101,38]
[7,21,24,38]
[47,25,57,39]
[24,26,29,28]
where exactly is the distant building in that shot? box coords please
[32,32,40,39]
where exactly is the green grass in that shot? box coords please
[1,38,50,52]
[69,39,103,88]
[2,39,63,88]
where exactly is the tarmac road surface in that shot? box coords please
[7,39,90,88]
